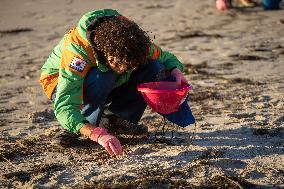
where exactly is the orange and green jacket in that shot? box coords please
[39,9,184,134]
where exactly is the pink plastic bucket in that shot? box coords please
[137,81,192,114]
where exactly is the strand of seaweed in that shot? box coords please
[0,28,33,34]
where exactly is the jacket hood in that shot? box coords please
[77,9,121,40]
[77,9,121,66]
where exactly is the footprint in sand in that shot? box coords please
[209,158,247,169]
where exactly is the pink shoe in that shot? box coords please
[216,0,228,11]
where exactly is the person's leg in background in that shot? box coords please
[238,0,255,7]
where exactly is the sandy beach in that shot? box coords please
[0,0,284,188]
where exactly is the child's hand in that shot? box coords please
[171,68,187,85]
[89,127,123,157]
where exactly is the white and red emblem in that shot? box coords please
[69,57,87,73]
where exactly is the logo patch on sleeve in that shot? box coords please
[69,57,87,73]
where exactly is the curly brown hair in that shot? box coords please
[93,16,150,70]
